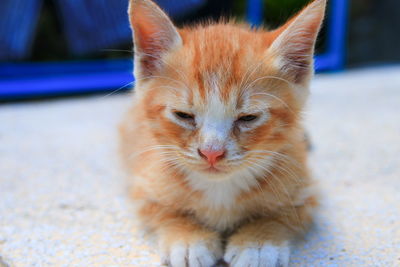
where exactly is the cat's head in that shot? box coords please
[128,0,325,178]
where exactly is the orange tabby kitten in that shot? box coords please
[119,0,326,266]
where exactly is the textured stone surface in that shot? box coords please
[0,67,399,266]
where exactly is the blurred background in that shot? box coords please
[1,0,399,101]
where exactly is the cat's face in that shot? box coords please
[139,33,299,177]
[129,0,325,178]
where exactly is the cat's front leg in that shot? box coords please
[137,201,222,267]
[157,218,223,267]
[224,219,293,267]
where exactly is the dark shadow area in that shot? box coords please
[347,0,400,66]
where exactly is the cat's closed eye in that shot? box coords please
[237,115,258,122]
[174,111,195,120]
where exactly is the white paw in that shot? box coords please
[160,241,222,267]
[224,241,290,267]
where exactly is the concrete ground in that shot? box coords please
[0,66,399,266]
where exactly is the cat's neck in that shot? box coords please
[184,167,264,209]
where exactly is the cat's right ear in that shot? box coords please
[128,0,182,78]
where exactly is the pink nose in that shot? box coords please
[198,148,225,165]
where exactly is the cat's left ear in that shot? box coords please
[128,0,182,78]
[269,0,326,85]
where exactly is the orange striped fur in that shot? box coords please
[120,0,326,266]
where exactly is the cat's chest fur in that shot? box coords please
[186,171,258,208]
[184,171,260,230]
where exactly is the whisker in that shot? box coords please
[245,158,302,227]
[249,92,292,112]
[128,145,179,159]
[100,48,134,53]
[244,160,286,204]
[248,150,302,184]
[100,81,135,99]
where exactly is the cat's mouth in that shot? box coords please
[203,165,225,174]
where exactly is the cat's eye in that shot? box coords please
[174,111,195,120]
[238,115,258,122]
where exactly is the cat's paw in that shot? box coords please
[160,238,222,267]
[224,241,290,267]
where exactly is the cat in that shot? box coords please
[119,0,326,266]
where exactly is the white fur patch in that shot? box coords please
[162,241,222,267]
[224,241,290,267]
[185,169,259,210]
[198,77,234,150]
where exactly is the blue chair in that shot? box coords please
[0,0,348,100]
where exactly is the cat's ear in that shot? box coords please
[269,0,326,85]
[128,0,182,77]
